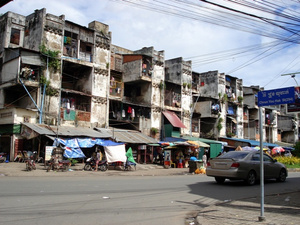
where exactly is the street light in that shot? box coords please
[281,72,300,86]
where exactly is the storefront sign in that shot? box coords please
[45,146,55,161]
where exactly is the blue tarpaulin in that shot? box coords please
[53,138,123,159]
[64,147,86,159]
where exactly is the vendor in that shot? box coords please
[175,151,184,164]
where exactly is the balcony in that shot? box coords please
[61,108,91,122]
[164,90,181,108]
[110,80,122,98]
[193,101,220,118]
[243,113,249,122]
[63,36,78,58]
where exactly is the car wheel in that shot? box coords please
[215,177,226,184]
[276,169,287,182]
[245,170,256,185]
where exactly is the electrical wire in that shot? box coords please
[110,0,300,43]
[110,0,300,88]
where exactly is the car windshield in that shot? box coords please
[218,151,249,160]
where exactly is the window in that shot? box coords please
[219,151,248,159]
[263,154,273,162]
[10,28,20,45]
[86,45,92,52]
[252,154,260,161]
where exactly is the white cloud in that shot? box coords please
[1,0,299,90]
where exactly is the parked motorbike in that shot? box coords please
[0,153,7,163]
[46,156,70,172]
[25,157,36,171]
[84,157,108,171]
[124,160,136,171]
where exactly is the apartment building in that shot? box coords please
[192,70,243,139]
[0,9,112,160]
[164,57,191,139]
[0,8,187,162]
[0,8,297,162]
[277,104,298,144]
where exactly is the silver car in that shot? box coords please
[206,150,288,185]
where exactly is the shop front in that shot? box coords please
[94,128,158,164]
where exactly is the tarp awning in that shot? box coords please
[104,144,127,163]
[181,135,227,146]
[95,128,158,144]
[219,137,279,148]
[274,141,294,148]
[54,137,122,159]
[0,124,21,135]
[163,110,186,128]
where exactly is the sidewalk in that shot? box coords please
[0,161,190,177]
[195,191,300,225]
[1,162,300,225]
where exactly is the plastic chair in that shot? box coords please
[170,160,176,168]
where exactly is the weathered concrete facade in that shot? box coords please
[120,47,165,136]
[0,8,112,160]
[0,8,297,162]
[165,57,192,136]
[194,71,244,139]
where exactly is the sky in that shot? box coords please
[1,0,300,90]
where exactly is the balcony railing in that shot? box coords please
[79,52,92,62]
[110,81,122,97]
[164,90,181,108]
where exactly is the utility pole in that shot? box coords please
[190,85,201,136]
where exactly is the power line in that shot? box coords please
[111,0,300,88]
[111,0,300,43]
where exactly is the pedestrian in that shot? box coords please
[94,148,102,172]
[202,152,207,168]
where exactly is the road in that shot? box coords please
[0,172,299,225]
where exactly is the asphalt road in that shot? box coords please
[0,173,299,225]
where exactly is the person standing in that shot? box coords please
[95,148,102,172]
[202,152,207,168]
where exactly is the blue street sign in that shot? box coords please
[258,87,295,107]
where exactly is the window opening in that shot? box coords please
[10,28,20,45]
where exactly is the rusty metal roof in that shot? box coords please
[95,128,158,144]
[21,123,56,136]
[22,123,112,138]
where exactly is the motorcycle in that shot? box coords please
[0,153,7,163]
[46,156,70,172]
[84,157,108,171]
[25,156,36,171]
[124,160,136,171]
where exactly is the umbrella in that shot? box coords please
[242,146,255,151]
[235,146,243,151]
[272,147,285,155]
[174,141,192,146]
[254,146,269,151]
[186,140,210,148]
